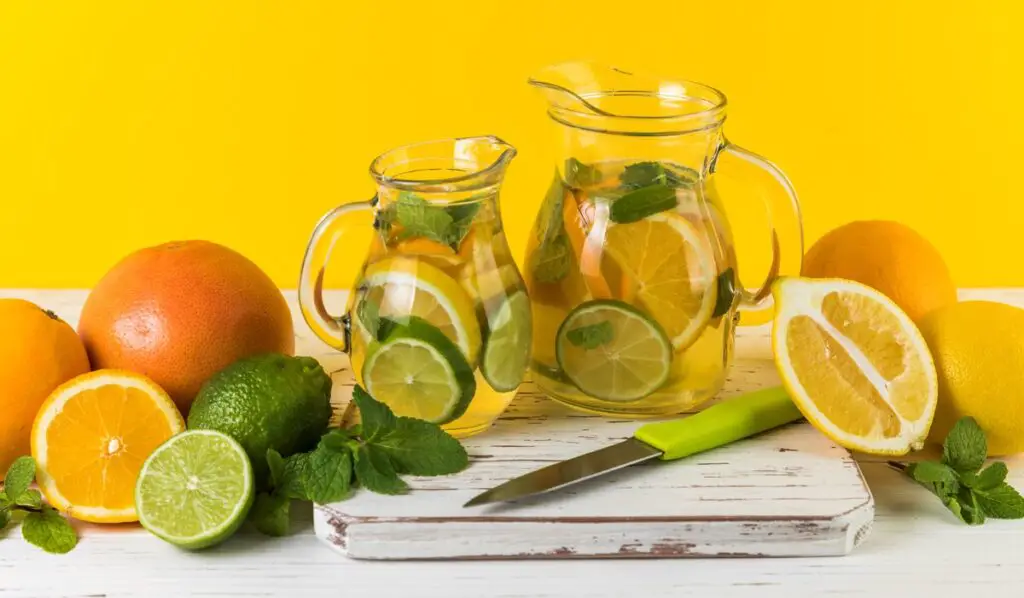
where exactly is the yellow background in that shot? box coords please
[1,1,1021,289]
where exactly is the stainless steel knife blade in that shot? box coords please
[463,437,662,507]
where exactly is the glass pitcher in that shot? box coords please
[524,62,803,417]
[299,136,532,438]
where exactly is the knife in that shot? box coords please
[463,386,803,507]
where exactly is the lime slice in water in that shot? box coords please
[135,430,254,550]
[480,290,532,392]
[556,299,672,402]
[362,317,476,424]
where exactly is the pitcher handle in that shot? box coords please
[298,199,376,351]
[712,139,804,316]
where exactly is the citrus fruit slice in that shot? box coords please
[362,317,476,424]
[772,277,939,455]
[480,291,532,392]
[135,430,254,550]
[31,370,185,523]
[556,300,672,402]
[360,256,482,366]
[603,212,717,350]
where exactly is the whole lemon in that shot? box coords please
[802,221,956,322]
[0,299,91,475]
[917,301,1024,455]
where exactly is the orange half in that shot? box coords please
[31,370,185,523]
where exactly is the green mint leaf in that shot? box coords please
[609,185,678,224]
[942,416,987,473]
[303,442,353,504]
[975,483,1024,519]
[22,506,77,554]
[973,462,1009,491]
[530,173,572,283]
[357,298,381,338]
[941,494,967,523]
[0,507,10,530]
[711,268,737,319]
[14,489,43,510]
[279,453,310,500]
[249,492,290,536]
[565,320,614,349]
[373,417,469,476]
[956,487,986,525]
[445,202,481,249]
[266,449,286,490]
[352,385,397,442]
[620,161,696,190]
[907,461,960,485]
[394,192,454,245]
[3,456,36,501]
[565,158,603,187]
[320,429,352,452]
[353,445,409,495]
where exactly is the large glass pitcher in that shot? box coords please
[299,136,532,438]
[524,62,803,417]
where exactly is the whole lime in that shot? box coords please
[187,353,332,484]
[917,301,1024,455]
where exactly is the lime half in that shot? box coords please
[362,317,476,424]
[480,290,532,392]
[135,430,254,550]
[556,300,672,402]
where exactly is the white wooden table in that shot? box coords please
[2,289,1023,597]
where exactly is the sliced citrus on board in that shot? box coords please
[31,370,186,523]
[772,277,938,455]
[603,212,717,350]
[556,300,672,402]
[359,256,482,366]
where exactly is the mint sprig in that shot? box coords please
[247,385,469,536]
[891,417,1024,525]
[1,456,78,553]
[380,192,480,250]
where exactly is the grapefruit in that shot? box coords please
[78,241,294,415]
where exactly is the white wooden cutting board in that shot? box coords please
[313,355,874,560]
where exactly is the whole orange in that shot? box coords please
[802,221,956,322]
[0,299,91,476]
[78,241,294,415]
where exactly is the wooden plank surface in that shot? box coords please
[1,289,1022,596]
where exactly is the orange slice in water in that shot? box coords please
[772,278,938,455]
[31,370,185,523]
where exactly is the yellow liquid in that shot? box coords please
[524,160,737,417]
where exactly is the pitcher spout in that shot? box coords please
[370,135,516,193]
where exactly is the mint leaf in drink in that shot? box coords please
[711,268,737,319]
[250,492,290,537]
[373,417,469,476]
[566,320,614,349]
[352,385,397,442]
[530,172,572,283]
[279,453,310,500]
[942,416,987,473]
[14,489,42,510]
[906,461,960,485]
[394,192,454,245]
[266,449,286,490]
[354,445,408,495]
[303,441,353,504]
[21,506,77,554]
[445,202,481,249]
[565,158,603,187]
[3,456,36,501]
[975,484,1024,519]
[620,161,696,190]
[609,185,678,224]
[357,298,381,339]
[973,462,1009,491]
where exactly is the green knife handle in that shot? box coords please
[634,386,804,460]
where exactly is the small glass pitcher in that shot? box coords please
[524,62,803,417]
[299,136,532,438]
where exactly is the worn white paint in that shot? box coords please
[0,289,1022,595]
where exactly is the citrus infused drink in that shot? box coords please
[524,159,737,417]
[347,187,531,438]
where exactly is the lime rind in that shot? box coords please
[555,299,673,402]
[135,430,254,550]
[480,290,532,392]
